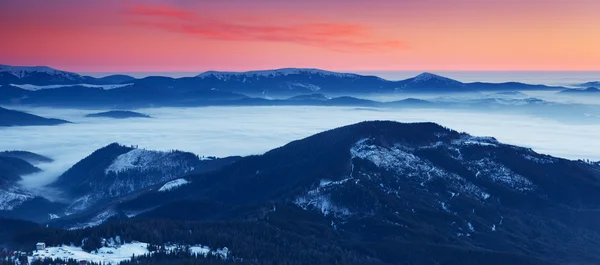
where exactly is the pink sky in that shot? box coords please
[1,0,599,72]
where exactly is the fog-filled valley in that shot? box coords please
[3,102,600,190]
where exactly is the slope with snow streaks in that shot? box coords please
[106,149,194,174]
[68,209,117,230]
[467,158,534,192]
[0,186,33,210]
[349,138,489,199]
[158,179,190,192]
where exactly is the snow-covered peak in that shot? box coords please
[0,64,81,79]
[105,149,168,174]
[104,148,196,176]
[158,178,190,192]
[197,68,360,80]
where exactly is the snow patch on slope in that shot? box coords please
[467,158,534,192]
[68,209,117,230]
[287,82,322,91]
[350,138,490,200]
[106,149,184,174]
[295,193,351,217]
[158,178,190,192]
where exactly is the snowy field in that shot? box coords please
[1,106,600,190]
[28,242,227,264]
[29,243,150,264]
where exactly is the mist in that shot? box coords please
[2,106,600,191]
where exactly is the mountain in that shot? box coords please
[0,106,70,126]
[395,72,470,92]
[196,68,390,96]
[0,65,136,86]
[50,121,600,265]
[0,156,40,187]
[0,151,53,164]
[85,110,151,119]
[0,64,88,85]
[558,87,600,95]
[47,143,240,217]
[50,144,198,210]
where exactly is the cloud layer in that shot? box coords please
[2,106,600,191]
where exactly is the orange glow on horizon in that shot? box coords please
[1,0,599,72]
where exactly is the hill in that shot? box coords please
[85,110,151,119]
[0,106,70,126]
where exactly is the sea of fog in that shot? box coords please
[2,106,600,189]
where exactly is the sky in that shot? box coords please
[1,0,599,72]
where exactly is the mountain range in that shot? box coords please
[3,121,600,264]
[0,65,575,108]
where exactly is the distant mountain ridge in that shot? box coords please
[0,64,135,86]
[0,64,575,108]
[576,81,600,88]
